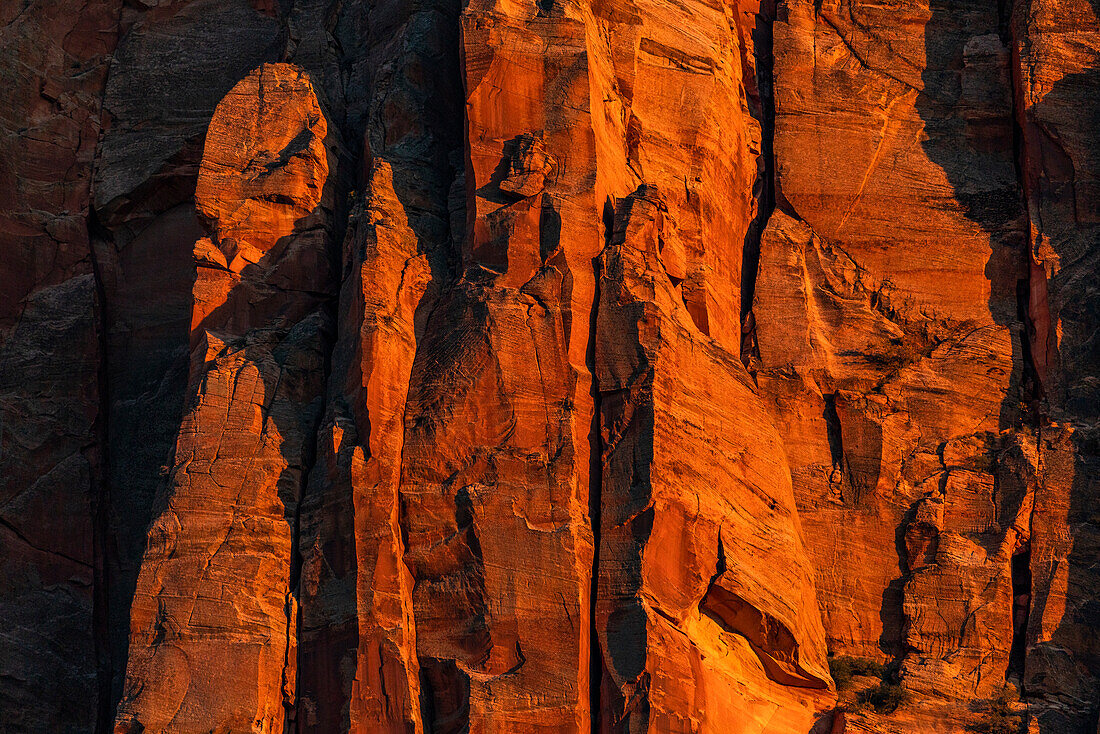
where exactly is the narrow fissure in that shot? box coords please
[285,348,328,734]
[823,393,845,474]
[286,89,358,731]
[739,0,777,366]
[353,0,469,727]
[1002,0,1044,422]
[1008,543,1033,678]
[87,208,115,734]
[588,199,614,734]
[1003,0,1040,685]
[89,8,126,724]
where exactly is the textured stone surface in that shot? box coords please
[1013,1,1100,731]
[113,63,342,734]
[748,0,1099,730]
[294,0,464,727]
[394,1,603,727]
[0,0,118,730]
[2,0,1099,731]
[596,187,832,733]
[759,9,1028,712]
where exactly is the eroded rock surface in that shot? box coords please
[1013,0,1100,730]
[1,0,1098,732]
[596,187,832,733]
[113,63,342,734]
[0,1,119,730]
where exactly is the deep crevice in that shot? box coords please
[1005,0,1042,689]
[87,207,115,734]
[588,198,614,734]
[1003,0,1044,413]
[418,659,471,734]
[823,393,845,473]
[1008,542,1033,678]
[285,65,360,730]
[285,312,335,734]
[87,2,129,721]
[739,0,776,366]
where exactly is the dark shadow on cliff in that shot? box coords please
[293,0,466,729]
[90,144,211,721]
[918,0,1028,441]
[1013,0,1100,728]
[917,0,1100,730]
[108,166,341,730]
[870,0,1029,669]
[382,13,470,734]
[101,58,354,734]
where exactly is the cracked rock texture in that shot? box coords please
[0,0,1097,732]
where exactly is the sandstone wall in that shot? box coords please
[0,0,1097,732]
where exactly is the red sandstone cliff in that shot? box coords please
[0,0,1097,732]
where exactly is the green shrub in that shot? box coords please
[858,682,910,714]
[966,690,1024,734]
[829,656,885,691]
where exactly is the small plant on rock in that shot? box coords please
[858,682,910,714]
[829,656,885,691]
[966,688,1024,734]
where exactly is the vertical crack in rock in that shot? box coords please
[587,199,614,734]
[87,209,114,734]
[87,11,128,727]
[1003,0,1044,691]
[1005,0,1048,439]
[284,321,334,730]
[1008,541,1033,677]
[1006,3,1034,695]
[740,0,776,366]
[822,393,845,480]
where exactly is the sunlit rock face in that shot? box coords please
[109,62,343,734]
[1,0,1097,732]
[758,2,1028,728]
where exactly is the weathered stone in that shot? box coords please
[754,0,1034,727]
[596,187,833,733]
[0,1,119,730]
[2,0,1099,731]
[1014,4,1100,729]
[113,63,342,734]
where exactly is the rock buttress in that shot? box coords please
[294,0,465,724]
[395,0,606,727]
[754,0,1040,727]
[595,186,833,734]
[1013,0,1100,730]
[113,63,342,734]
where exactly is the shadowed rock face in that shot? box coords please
[0,1,1097,733]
